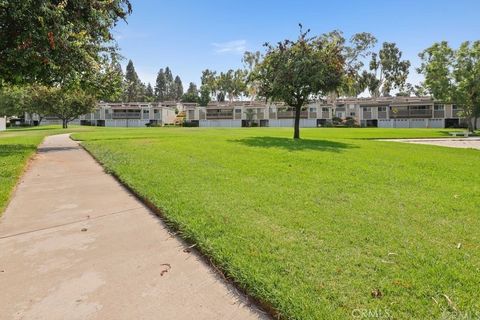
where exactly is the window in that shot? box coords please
[434,104,444,111]
[154,109,159,114]
[350,112,356,116]
[362,107,371,111]
[143,109,149,114]
[452,105,458,110]
[235,109,241,113]
[322,107,329,112]
[378,107,386,112]
[309,107,316,112]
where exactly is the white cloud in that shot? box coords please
[212,40,247,54]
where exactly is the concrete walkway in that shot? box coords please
[383,137,480,150]
[0,134,267,320]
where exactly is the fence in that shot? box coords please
[378,118,445,128]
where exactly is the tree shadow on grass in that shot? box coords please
[4,127,59,132]
[229,136,356,152]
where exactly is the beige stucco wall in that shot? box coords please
[162,108,177,124]
[0,117,6,131]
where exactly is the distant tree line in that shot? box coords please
[118,60,185,103]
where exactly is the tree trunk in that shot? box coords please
[474,115,478,131]
[62,119,68,129]
[293,105,301,139]
[467,116,474,132]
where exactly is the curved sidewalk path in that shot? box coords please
[0,134,267,320]
[382,137,480,150]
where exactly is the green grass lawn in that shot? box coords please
[0,126,93,214]
[69,127,480,319]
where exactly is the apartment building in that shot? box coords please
[184,97,465,129]
[28,102,177,127]
[184,101,327,128]
[336,97,462,128]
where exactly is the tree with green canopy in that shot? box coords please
[174,76,184,101]
[181,82,199,103]
[124,60,142,102]
[145,83,155,102]
[198,87,211,106]
[318,31,377,105]
[200,69,218,101]
[251,25,345,139]
[154,69,166,101]
[0,0,131,86]
[0,85,27,118]
[243,51,262,100]
[90,57,125,103]
[418,41,480,131]
[217,70,234,101]
[336,31,377,97]
[23,85,96,128]
[363,42,411,97]
[164,67,174,100]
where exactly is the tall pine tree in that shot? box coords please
[137,82,146,102]
[125,60,141,102]
[174,76,183,101]
[164,67,174,100]
[154,68,166,101]
[145,83,154,102]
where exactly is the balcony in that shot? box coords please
[277,111,308,119]
[378,111,387,119]
[409,109,433,117]
[363,111,372,119]
[206,112,233,119]
[321,112,330,119]
[434,111,445,118]
[112,112,141,119]
[390,107,432,118]
[112,114,141,119]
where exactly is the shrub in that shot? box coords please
[345,117,356,127]
[332,116,342,125]
[183,120,199,127]
[323,121,333,127]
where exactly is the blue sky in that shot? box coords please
[113,0,480,88]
